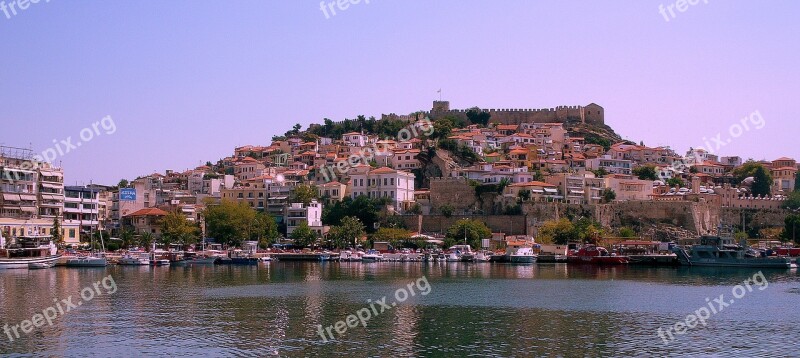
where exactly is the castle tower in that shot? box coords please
[432,100,450,113]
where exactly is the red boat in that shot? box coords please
[568,245,629,264]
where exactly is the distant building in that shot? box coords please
[285,200,323,237]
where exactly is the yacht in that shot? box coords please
[0,234,61,269]
[66,256,108,267]
[118,252,150,266]
[673,230,795,268]
[507,246,537,264]
[361,250,384,262]
[449,245,475,262]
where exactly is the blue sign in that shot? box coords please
[120,188,136,201]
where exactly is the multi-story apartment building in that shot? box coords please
[586,155,632,175]
[347,167,415,211]
[63,186,100,237]
[284,200,323,236]
[0,146,78,245]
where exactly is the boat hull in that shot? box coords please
[568,256,629,265]
[509,255,537,264]
[66,258,108,267]
[0,255,62,269]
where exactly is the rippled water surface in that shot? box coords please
[1,262,799,357]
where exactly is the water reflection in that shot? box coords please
[1,262,798,357]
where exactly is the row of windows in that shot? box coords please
[353,178,397,187]
[352,191,395,199]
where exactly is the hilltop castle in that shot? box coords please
[383,101,604,126]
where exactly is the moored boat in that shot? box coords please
[66,256,108,267]
[118,252,150,266]
[673,230,795,269]
[1,234,61,269]
[567,245,628,265]
[508,247,538,264]
[361,250,383,262]
[28,262,54,269]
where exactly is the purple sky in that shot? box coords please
[1,0,797,185]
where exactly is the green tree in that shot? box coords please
[601,188,616,203]
[328,216,366,249]
[732,161,764,183]
[539,218,576,245]
[51,217,63,246]
[371,227,413,248]
[783,191,800,210]
[290,222,317,248]
[439,204,454,218]
[633,165,658,181]
[118,179,129,188]
[666,177,684,188]
[591,168,608,178]
[204,200,263,247]
[431,118,453,140]
[254,213,280,249]
[618,227,637,238]
[465,107,491,126]
[160,211,199,247]
[795,172,800,192]
[784,214,800,244]
[138,232,154,250]
[445,219,491,249]
[290,184,318,205]
[120,229,136,249]
[752,165,772,197]
[322,195,383,232]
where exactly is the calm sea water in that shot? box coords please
[1,262,799,357]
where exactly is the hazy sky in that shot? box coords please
[1,0,797,185]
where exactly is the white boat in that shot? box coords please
[66,256,108,267]
[339,250,363,262]
[446,252,461,262]
[1,234,61,269]
[66,224,108,268]
[361,250,384,262]
[258,256,272,262]
[474,251,492,262]
[28,262,54,269]
[508,247,538,264]
[449,245,474,262]
[118,255,150,266]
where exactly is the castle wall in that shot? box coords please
[428,103,603,126]
[399,214,529,236]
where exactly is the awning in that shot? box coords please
[40,194,63,201]
[39,170,63,177]
[19,194,37,201]
[531,189,544,193]
[40,183,62,189]
[544,188,558,193]
[569,190,585,195]
[2,193,20,201]
[20,206,37,213]
[269,196,288,200]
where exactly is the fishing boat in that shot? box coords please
[673,228,795,268]
[361,250,383,262]
[339,250,363,262]
[449,245,474,262]
[118,252,150,266]
[474,251,492,262]
[567,245,628,265]
[0,234,61,269]
[507,246,538,264]
[188,256,219,264]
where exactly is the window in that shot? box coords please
[384,178,388,186]
[391,178,395,185]
[69,229,76,238]
[238,193,244,198]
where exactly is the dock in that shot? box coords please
[271,253,339,261]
